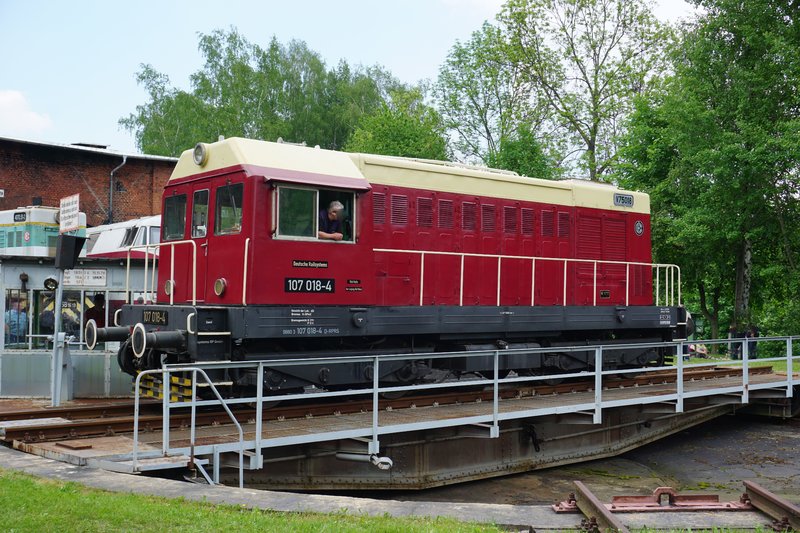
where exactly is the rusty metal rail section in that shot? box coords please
[554,481,800,532]
[744,480,800,531]
[573,480,631,533]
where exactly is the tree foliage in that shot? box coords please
[121,29,400,156]
[344,88,449,160]
[619,0,800,336]
[499,0,671,181]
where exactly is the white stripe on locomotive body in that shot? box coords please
[169,137,650,215]
[0,206,87,258]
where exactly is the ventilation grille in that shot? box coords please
[417,197,433,227]
[391,194,408,225]
[521,208,534,236]
[541,210,554,237]
[462,202,477,231]
[438,199,454,229]
[482,204,496,232]
[373,192,386,226]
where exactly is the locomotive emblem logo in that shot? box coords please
[634,220,644,236]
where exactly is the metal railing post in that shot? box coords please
[787,338,794,398]
[419,253,425,306]
[625,264,630,306]
[676,341,684,413]
[531,258,536,306]
[742,337,750,404]
[562,259,567,306]
[162,369,171,455]
[655,267,661,306]
[593,346,602,424]
[459,255,465,306]
[370,356,380,455]
[593,261,597,306]
[496,257,502,306]
[256,363,264,462]
[492,350,499,438]
[132,372,144,471]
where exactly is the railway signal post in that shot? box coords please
[50,194,85,407]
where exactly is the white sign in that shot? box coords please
[59,194,80,234]
[64,268,107,287]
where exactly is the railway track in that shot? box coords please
[555,480,800,532]
[0,366,775,444]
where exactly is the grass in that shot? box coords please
[0,468,500,533]
[678,355,800,374]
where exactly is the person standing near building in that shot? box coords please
[4,297,29,345]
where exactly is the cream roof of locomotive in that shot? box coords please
[351,152,650,215]
[170,137,369,187]
[170,138,649,215]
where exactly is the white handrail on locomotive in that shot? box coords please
[373,247,681,307]
[122,240,679,309]
[124,239,197,306]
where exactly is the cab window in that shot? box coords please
[215,183,243,235]
[276,185,355,242]
[163,194,187,241]
[192,189,209,238]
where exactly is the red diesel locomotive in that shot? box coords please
[88,137,688,391]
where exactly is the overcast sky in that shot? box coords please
[0,0,700,154]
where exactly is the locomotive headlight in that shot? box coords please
[214,277,227,296]
[44,277,58,291]
[164,279,175,296]
[192,142,209,166]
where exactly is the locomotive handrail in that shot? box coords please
[373,247,681,307]
[127,239,197,305]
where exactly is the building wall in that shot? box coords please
[0,138,175,226]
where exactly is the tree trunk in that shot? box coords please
[733,238,752,327]
[698,281,721,354]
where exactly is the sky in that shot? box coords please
[0,0,700,155]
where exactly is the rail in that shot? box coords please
[127,335,797,484]
[373,248,681,306]
[126,240,197,305]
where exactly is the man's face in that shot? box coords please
[328,210,338,221]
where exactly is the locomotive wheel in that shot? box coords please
[117,339,137,377]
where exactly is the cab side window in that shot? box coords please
[192,190,209,238]
[163,194,187,241]
[278,187,316,238]
[275,185,355,242]
[215,183,243,235]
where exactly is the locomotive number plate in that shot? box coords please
[143,310,168,325]
[285,278,335,293]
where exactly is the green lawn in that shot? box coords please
[0,468,500,532]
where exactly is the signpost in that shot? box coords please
[50,194,86,407]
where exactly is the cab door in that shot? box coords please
[188,188,210,302]
[204,179,247,304]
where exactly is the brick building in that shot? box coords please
[0,136,177,226]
